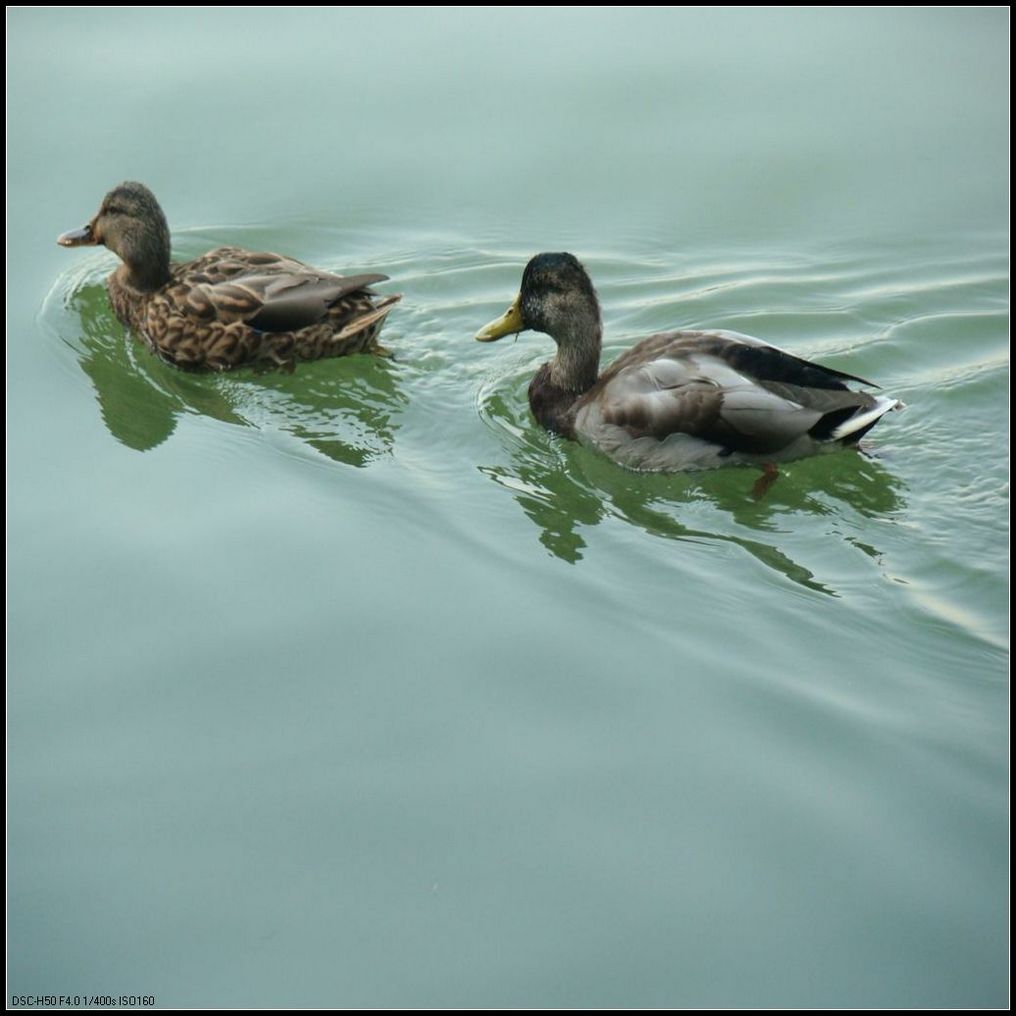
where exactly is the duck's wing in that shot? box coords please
[692,328,878,389]
[582,331,898,457]
[181,249,389,332]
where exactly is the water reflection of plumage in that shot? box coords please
[478,364,905,589]
[70,285,405,465]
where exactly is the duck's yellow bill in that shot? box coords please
[475,295,523,342]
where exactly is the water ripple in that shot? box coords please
[40,233,1006,622]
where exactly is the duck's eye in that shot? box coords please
[104,204,124,217]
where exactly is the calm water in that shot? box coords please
[8,8,1008,1008]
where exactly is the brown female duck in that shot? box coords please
[58,182,400,371]
[476,253,902,478]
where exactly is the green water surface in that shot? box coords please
[7,8,1008,1008]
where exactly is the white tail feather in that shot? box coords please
[830,396,904,440]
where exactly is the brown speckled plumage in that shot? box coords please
[59,182,400,371]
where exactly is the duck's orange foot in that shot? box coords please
[751,462,780,500]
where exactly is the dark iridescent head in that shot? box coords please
[475,252,600,344]
[58,181,171,290]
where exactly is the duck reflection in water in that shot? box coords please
[63,283,407,466]
[478,389,906,593]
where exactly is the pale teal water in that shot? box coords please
[8,8,1008,1008]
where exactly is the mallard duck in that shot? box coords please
[57,182,400,371]
[475,253,902,479]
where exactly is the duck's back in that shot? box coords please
[573,330,900,472]
[110,247,399,371]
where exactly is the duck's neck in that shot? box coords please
[116,224,172,293]
[549,308,602,394]
[125,258,171,293]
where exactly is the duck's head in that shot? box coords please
[58,181,171,290]
[475,252,600,345]
[475,252,602,393]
